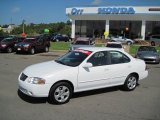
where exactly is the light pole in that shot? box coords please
[22,19,25,33]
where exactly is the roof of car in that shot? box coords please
[77,47,124,52]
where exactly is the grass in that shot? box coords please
[49,42,160,55]
[50,42,71,50]
[129,45,160,55]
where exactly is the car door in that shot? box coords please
[36,38,44,50]
[106,51,131,85]
[77,51,112,90]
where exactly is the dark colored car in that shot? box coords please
[51,34,69,42]
[14,36,50,54]
[0,37,18,53]
[135,46,160,64]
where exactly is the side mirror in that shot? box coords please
[83,62,93,68]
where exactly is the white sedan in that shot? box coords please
[18,47,148,104]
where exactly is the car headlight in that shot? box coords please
[27,77,46,84]
[1,44,6,47]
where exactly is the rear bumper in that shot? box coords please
[139,70,148,81]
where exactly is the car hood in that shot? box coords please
[137,51,159,57]
[22,61,71,78]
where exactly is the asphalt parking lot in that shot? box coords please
[0,52,160,120]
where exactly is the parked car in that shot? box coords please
[69,37,95,51]
[15,36,50,54]
[0,36,7,42]
[18,47,148,104]
[106,42,124,51]
[0,37,18,53]
[111,36,134,45]
[135,46,160,64]
[51,34,69,42]
[149,35,160,46]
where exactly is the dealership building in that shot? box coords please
[66,6,160,40]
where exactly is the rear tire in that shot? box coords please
[151,41,155,46]
[49,82,73,104]
[127,41,132,45]
[123,74,137,91]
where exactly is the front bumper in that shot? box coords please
[0,46,7,51]
[138,56,160,64]
[15,46,31,53]
[143,58,159,64]
[18,73,51,97]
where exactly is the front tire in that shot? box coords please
[56,39,59,42]
[123,74,137,91]
[44,46,49,52]
[30,47,35,55]
[49,82,72,104]
[151,41,155,46]
[7,47,12,53]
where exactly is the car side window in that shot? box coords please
[109,51,130,64]
[37,38,44,44]
[87,51,109,67]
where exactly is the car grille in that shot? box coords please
[20,73,28,81]
[144,58,155,62]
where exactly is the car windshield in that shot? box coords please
[74,41,90,45]
[139,46,156,52]
[24,38,35,43]
[1,38,13,42]
[55,50,92,67]
[107,44,122,48]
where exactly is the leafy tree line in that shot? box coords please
[11,21,71,36]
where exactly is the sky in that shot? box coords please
[0,0,160,25]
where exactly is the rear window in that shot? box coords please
[74,41,90,45]
[151,35,160,39]
[106,44,122,48]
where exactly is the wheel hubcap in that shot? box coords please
[45,47,48,52]
[31,49,34,54]
[54,86,70,103]
[127,76,137,90]
[8,48,12,53]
